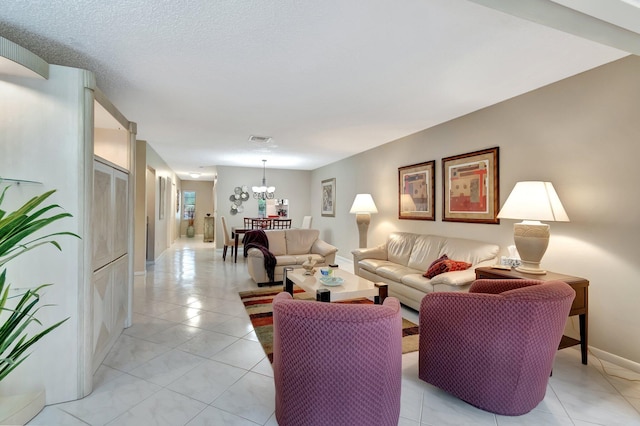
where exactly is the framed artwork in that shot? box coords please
[159,176,166,219]
[321,178,336,217]
[398,160,435,220]
[442,147,499,224]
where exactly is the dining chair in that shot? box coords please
[300,215,312,229]
[251,218,272,229]
[272,218,292,229]
[243,217,252,228]
[221,216,241,261]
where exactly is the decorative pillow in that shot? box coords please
[427,254,448,270]
[424,259,471,279]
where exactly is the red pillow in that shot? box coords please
[428,254,448,269]
[424,259,471,279]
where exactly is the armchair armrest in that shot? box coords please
[469,279,544,295]
[311,239,338,257]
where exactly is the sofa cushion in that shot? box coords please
[276,255,299,266]
[358,258,396,274]
[424,259,471,278]
[266,230,287,256]
[438,237,500,265]
[401,273,435,293]
[407,235,446,271]
[387,233,418,266]
[286,229,320,255]
[376,264,423,282]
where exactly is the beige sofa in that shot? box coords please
[352,232,499,310]
[246,229,338,284]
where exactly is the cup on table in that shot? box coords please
[320,267,333,277]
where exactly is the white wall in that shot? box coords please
[0,65,89,401]
[145,143,179,261]
[312,56,640,365]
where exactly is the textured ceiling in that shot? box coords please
[0,0,634,179]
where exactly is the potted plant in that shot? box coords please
[0,185,78,423]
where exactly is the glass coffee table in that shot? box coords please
[283,267,388,304]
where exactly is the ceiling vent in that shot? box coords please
[248,135,272,143]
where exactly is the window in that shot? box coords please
[183,191,196,219]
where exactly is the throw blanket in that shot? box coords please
[243,229,277,282]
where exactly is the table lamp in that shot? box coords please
[350,194,378,248]
[497,181,569,274]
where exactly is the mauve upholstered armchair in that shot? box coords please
[418,279,575,416]
[272,291,402,426]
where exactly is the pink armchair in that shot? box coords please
[272,292,402,426]
[419,279,575,416]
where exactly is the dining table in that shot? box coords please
[231,227,250,263]
[232,217,293,262]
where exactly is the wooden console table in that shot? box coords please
[475,267,589,365]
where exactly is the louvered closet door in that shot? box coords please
[91,160,130,372]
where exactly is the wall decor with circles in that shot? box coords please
[229,185,250,215]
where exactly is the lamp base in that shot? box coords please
[513,221,550,276]
[355,213,371,248]
[515,264,547,275]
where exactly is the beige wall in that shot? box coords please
[131,141,180,273]
[311,56,640,366]
[180,180,215,237]
[215,166,312,248]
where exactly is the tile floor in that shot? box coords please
[30,238,640,425]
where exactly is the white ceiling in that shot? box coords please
[0,0,637,180]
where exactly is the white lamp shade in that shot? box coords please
[497,181,569,222]
[350,194,378,214]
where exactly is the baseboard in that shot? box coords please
[589,346,640,374]
[0,389,45,425]
[335,254,354,272]
[257,281,283,288]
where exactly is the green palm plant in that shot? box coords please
[0,185,78,381]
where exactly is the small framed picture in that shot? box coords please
[321,178,336,217]
[398,160,435,220]
[442,147,499,224]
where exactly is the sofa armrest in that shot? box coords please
[351,243,387,275]
[429,268,477,287]
[247,247,263,258]
[351,243,387,262]
[311,239,338,257]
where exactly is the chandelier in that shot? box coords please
[252,159,276,199]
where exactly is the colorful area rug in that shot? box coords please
[239,286,419,363]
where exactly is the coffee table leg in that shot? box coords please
[283,267,294,296]
[316,289,330,302]
[374,283,388,304]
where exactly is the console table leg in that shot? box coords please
[580,313,588,365]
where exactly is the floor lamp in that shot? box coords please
[350,194,378,248]
[497,181,569,274]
